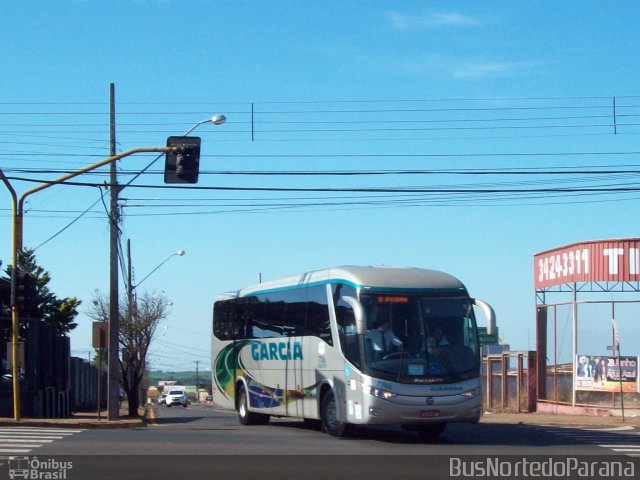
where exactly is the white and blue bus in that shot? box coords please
[211,266,496,437]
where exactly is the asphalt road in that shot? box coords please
[4,404,639,480]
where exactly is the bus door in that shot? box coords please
[285,335,304,417]
[299,284,335,419]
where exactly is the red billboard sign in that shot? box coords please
[534,239,640,289]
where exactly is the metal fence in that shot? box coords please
[1,317,105,418]
[483,351,537,413]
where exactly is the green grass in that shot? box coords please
[149,371,212,387]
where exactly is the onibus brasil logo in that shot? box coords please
[8,457,73,479]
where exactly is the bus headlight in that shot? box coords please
[460,387,481,399]
[369,387,397,400]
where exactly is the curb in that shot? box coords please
[480,414,640,429]
[0,410,147,429]
[0,419,145,429]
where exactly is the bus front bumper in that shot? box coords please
[352,391,481,425]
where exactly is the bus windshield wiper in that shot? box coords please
[434,347,460,381]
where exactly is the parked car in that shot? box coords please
[165,389,187,408]
[1,373,25,382]
[158,393,167,405]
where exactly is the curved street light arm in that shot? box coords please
[133,251,184,291]
[2,145,177,421]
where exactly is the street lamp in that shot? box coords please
[185,115,227,135]
[126,245,185,320]
[131,250,185,293]
[122,246,184,414]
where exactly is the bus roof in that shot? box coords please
[217,266,468,300]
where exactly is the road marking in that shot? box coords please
[0,439,53,443]
[582,426,635,432]
[543,426,640,457]
[599,444,640,447]
[0,428,84,458]
[0,444,41,448]
[0,428,80,434]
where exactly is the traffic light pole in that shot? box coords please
[0,169,21,421]
[0,146,180,421]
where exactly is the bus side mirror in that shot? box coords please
[341,296,367,335]
[471,298,496,335]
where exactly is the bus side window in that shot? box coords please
[337,305,360,368]
[333,284,360,367]
[283,288,307,337]
[213,300,237,340]
[306,285,332,345]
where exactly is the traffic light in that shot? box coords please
[0,276,10,313]
[10,267,38,315]
[23,274,37,314]
[164,136,202,184]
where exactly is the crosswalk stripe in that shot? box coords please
[558,433,640,441]
[559,436,639,440]
[0,439,53,443]
[542,426,640,457]
[0,430,77,435]
[599,444,640,447]
[564,432,640,435]
[0,428,84,457]
[0,429,81,434]
[0,444,41,448]
[581,426,635,432]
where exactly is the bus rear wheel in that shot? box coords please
[320,390,351,437]
[237,384,270,426]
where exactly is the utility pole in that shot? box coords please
[107,83,121,420]
[194,361,200,403]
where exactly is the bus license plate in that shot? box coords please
[420,410,440,418]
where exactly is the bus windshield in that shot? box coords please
[360,294,479,383]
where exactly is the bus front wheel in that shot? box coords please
[237,385,270,426]
[320,390,351,437]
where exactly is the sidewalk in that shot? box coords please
[1,408,639,430]
[481,410,640,428]
[0,407,146,429]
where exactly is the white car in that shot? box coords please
[165,389,187,408]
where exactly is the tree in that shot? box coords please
[88,290,170,417]
[0,248,80,335]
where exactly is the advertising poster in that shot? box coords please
[575,355,639,392]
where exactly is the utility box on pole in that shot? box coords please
[164,136,202,184]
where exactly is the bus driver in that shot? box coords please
[367,319,403,359]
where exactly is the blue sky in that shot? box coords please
[1,1,639,371]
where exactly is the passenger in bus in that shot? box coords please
[427,326,450,347]
[367,319,403,359]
